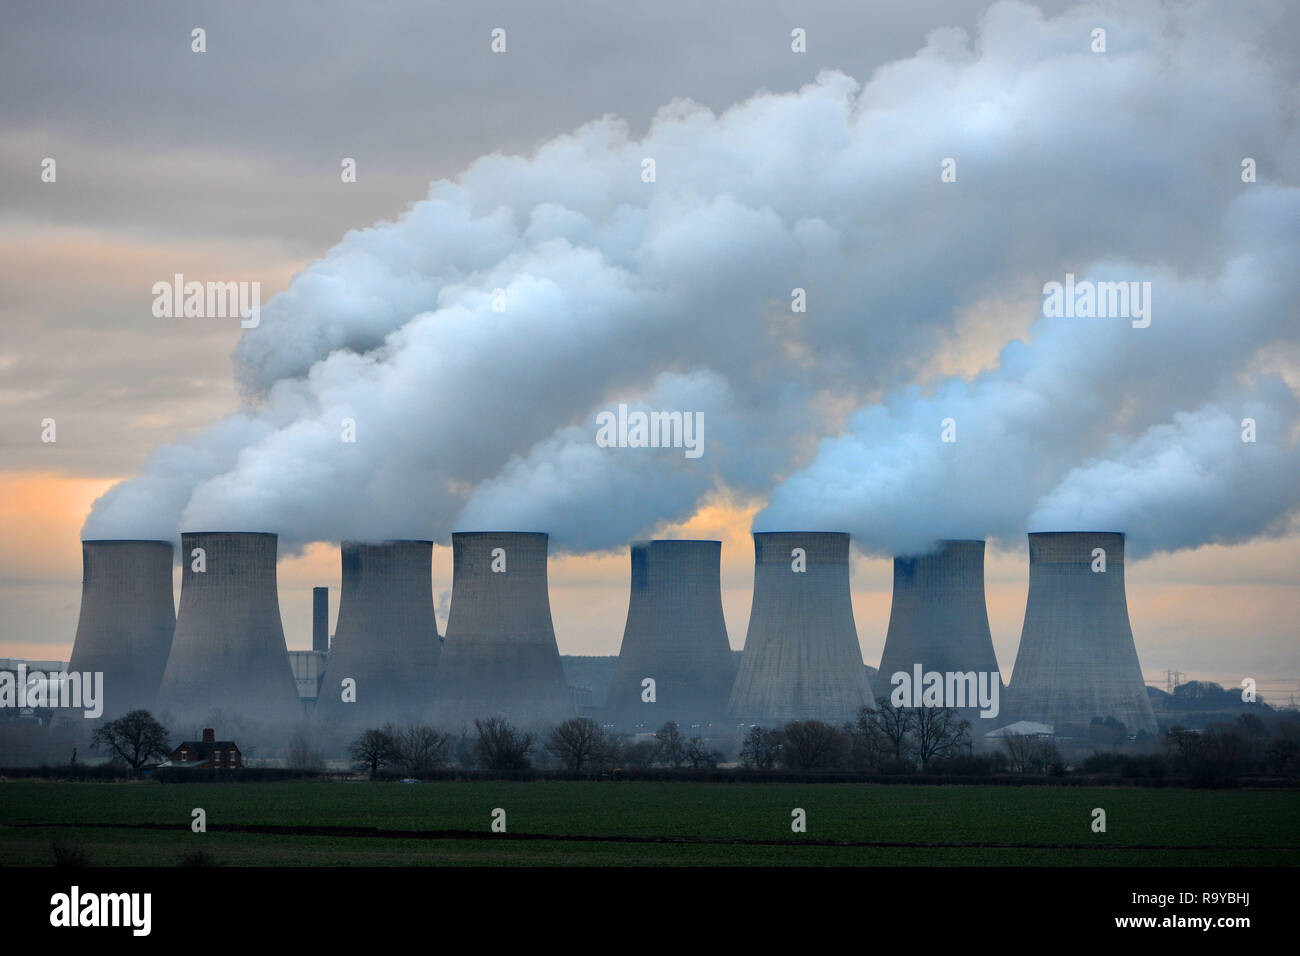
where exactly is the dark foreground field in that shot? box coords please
[1,781,1296,866]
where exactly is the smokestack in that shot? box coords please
[1007,532,1157,733]
[728,532,874,725]
[156,532,300,725]
[876,539,1003,722]
[317,540,440,727]
[427,532,574,728]
[312,586,329,654]
[66,540,175,719]
[605,540,736,731]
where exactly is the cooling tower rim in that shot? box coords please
[644,537,722,545]
[897,537,986,555]
[340,538,434,547]
[180,530,278,538]
[1026,529,1126,538]
[80,538,173,547]
[451,530,549,539]
[751,530,850,538]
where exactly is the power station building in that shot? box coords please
[66,539,176,719]
[876,539,1003,724]
[728,531,875,726]
[605,539,736,731]
[156,532,301,728]
[427,532,574,728]
[1007,531,1158,734]
[317,540,440,727]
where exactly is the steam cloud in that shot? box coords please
[85,1,1300,561]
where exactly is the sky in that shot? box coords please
[0,0,1297,700]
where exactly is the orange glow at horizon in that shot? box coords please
[0,471,122,580]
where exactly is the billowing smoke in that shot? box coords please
[758,212,1300,556]
[85,1,1299,560]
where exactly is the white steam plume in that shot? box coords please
[84,1,1300,560]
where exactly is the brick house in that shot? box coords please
[169,728,242,769]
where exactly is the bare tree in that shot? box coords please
[621,739,658,769]
[683,736,723,769]
[739,726,782,769]
[779,720,850,770]
[392,724,453,775]
[591,729,624,771]
[474,717,535,770]
[1000,732,1037,773]
[1001,732,1060,773]
[853,703,915,769]
[653,721,687,768]
[350,727,399,778]
[90,710,170,771]
[912,707,971,769]
[546,718,606,772]
[285,732,325,771]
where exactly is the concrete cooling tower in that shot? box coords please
[1007,531,1157,734]
[66,540,176,719]
[605,539,737,731]
[317,540,440,727]
[156,532,301,726]
[728,532,875,726]
[876,539,1003,723]
[427,532,574,728]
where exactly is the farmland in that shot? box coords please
[1,781,1296,866]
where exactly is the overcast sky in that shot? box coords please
[1,1,1296,699]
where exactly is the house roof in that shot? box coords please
[984,720,1054,738]
[174,740,238,758]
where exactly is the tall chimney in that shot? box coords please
[427,532,574,728]
[317,540,440,727]
[728,532,875,726]
[876,539,1003,724]
[202,728,215,743]
[312,586,329,654]
[157,532,301,727]
[605,539,736,731]
[1007,531,1157,733]
[66,540,175,719]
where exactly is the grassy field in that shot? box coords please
[1,780,1296,866]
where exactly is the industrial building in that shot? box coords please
[427,532,574,728]
[728,531,875,726]
[287,650,326,709]
[1007,531,1158,734]
[876,539,1003,724]
[156,532,301,728]
[605,539,736,731]
[316,540,440,727]
[65,539,176,719]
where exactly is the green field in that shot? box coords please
[1,781,1297,866]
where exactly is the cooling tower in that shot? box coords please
[876,539,1003,722]
[316,540,440,727]
[427,532,574,728]
[156,532,301,726]
[312,586,329,653]
[728,532,875,725]
[1007,531,1157,733]
[66,540,176,719]
[605,539,737,731]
